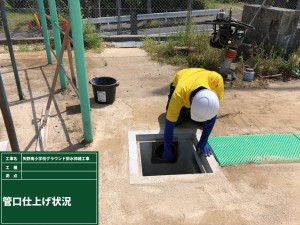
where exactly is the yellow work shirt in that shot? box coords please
[166,68,224,122]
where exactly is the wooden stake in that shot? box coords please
[35,106,51,151]
[67,40,77,87]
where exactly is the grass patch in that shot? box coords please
[17,43,44,52]
[239,46,300,81]
[6,12,34,31]
[82,23,104,50]
[139,18,187,30]
[0,42,44,53]
[1,1,35,32]
[143,25,224,70]
[143,24,300,85]
[48,22,104,51]
[205,0,244,13]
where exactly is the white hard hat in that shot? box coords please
[190,89,219,122]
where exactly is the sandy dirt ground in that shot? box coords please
[1,48,300,225]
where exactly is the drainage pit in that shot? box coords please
[140,141,201,176]
[128,130,218,183]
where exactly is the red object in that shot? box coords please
[28,21,33,30]
[62,19,68,32]
[225,49,237,60]
[62,19,70,45]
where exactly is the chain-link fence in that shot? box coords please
[0,0,300,39]
[78,0,300,36]
[0,0,39,40]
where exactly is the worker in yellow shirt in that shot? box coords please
[163,68,224,161]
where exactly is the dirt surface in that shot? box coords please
[1,48,300,225]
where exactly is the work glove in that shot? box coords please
[196,115,217,157]
[196,141,212,157]
[163,119,176,161]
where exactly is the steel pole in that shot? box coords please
[68,0,93,142]
[37,0,52,64]
[0,73,20,152]
[48,0,67,90]
[0,0,23,101]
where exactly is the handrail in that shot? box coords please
[83,9,221,24]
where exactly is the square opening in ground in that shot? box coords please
[140,141,201,176]
[128,130,219,184]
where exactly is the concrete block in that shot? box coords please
[240,4,300,57]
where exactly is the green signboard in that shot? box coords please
[0,152,98,225]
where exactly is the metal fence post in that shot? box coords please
[37,0,52,64]
[186,0,193,34]
[147,0,152,13]
[130,0,138,35]
[98,0,101,17]
[0,73,20,152]
[0,0,23,101]
[117,0,121,35]
[187,0,193,26]
[297,0,300,9]
[92,0,101,30]
[68,0,93,142]
[48,0,67,90]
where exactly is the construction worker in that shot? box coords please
[163,68,224,161]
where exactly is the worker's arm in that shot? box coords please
[164,81,184,161]
[163,119,176,161]
[196,115,217,157]
[164,93,182,161]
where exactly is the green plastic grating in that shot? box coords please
[294,134,300,140]
[208,134,300,166]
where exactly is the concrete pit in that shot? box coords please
[128,130,219,184]
[140,141,201,176]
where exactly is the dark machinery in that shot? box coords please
[199,8,254,80]
[201,8,254,49]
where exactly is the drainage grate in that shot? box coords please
[209,133,300,166]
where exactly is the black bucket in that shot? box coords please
[89,77,119,104]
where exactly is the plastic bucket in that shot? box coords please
[243,67,255,82]
[89,77,119,104]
